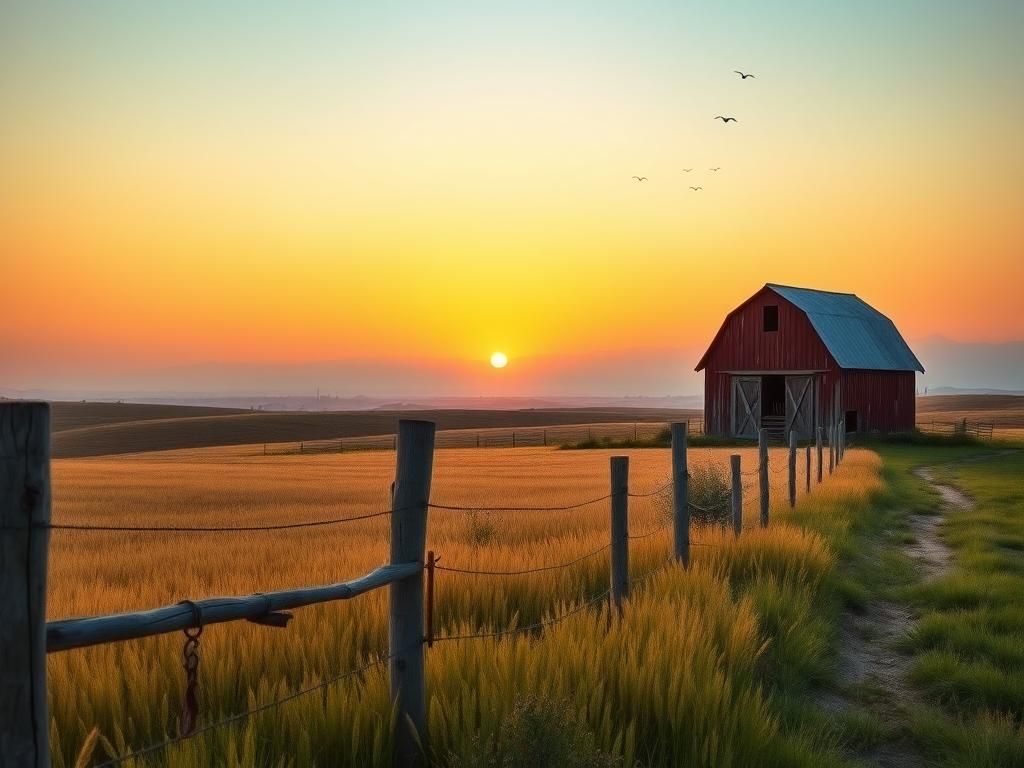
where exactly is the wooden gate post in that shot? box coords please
[788,431,797,508]
[610,456,630,611]
[0,402,51,768]
[730,454,742,537]
[671,423,689,566]
[389,420,436,768]
[757,429,769,528]
[805,445,811,494]
[816,427,824,484]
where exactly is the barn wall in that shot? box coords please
[840,370,916,432]
[701,289,838,436]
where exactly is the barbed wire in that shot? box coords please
[433,589,612,643]
[627,521,670,540]
[428,494,612,513]
[434,544,610,576]
[627,480,674,498]
[94,653,392,767]
[6,508,397,533]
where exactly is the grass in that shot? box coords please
[814,441,1024,767]
[46,443,878,767]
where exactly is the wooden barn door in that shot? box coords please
[732,376,761,438]
[785,375,814,439]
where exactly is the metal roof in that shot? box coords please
[766,284,924,372]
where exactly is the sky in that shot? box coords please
[2,1,1023,397]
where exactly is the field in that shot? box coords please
[917,395,1024,438]
[47,442,872,767]
[49,403,698,458]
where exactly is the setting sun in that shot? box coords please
[490,351,508,369]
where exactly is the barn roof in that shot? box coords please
[695,284,925,372]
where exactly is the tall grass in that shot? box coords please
[46,444,879,767]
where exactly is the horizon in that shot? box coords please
[3,2,1023,396]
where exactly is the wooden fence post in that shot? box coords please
[730,454,742,537]
[805,445,811,494]
[816,427,824,484]
[757,428,769,528]
[788,431,797,508]
[610,456,630,611]
[671,423,689,566]
[389,419,436,768]
[0,402,51,768]
[823,423,831,479]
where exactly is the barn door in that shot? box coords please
[732,377,761,438]
[785,376,814,439]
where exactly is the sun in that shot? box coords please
[489,351,508,369]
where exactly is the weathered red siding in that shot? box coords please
[839,370,916,433]
[699,286,916,436]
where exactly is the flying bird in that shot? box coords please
[734,70,755,79]
[682,168,693,172]
[632,176,648,182]
[714,116,737,123]
[709,167,721,171]
[689,186,703,191]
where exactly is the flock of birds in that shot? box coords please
[632,70,754,190]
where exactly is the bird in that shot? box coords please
[689,186,703,191]
[709,167,721,171]
[715,116,737,123]
[632,176,648,182]
[682,168,693,172]
[734,70,755,79]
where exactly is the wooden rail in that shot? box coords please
[45,562,421,653]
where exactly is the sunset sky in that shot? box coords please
[2,2,1022,396]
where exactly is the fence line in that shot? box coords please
[265,419,707,457]
[0,403,845,768]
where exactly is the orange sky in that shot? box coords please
[2,2,1022,394]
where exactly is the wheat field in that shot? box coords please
[47,444,879,767]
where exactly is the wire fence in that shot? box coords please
[8,410,850,767]
[263,420,705,456]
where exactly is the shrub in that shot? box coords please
[465,510,498,547]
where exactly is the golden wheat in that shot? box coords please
[47,444,880,767]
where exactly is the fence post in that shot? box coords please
[758,428,769,528]
[389,419,436,768]
[823,423,831,479]
[730,454,742,537]
[788,431,797,508]
[543,429,547,447]
[512,431,516,448]
[610,456,630,611]
[0,402,51,768]
[816,427,824,484]
[805,445,811,494]
[671,422,689,566]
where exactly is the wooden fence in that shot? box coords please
[917,419,995,440]
[0,403,840,768]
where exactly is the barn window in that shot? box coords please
[845,410,858,432]
[763,305,779,332]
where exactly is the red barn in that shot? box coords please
[696,284,924,439]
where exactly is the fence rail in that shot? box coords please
[917,419,995,439]
[0,403,843,768]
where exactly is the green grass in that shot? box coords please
[560,428,738,449]
[824,444,1024,767]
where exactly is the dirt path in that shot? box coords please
[823,464,970,767]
